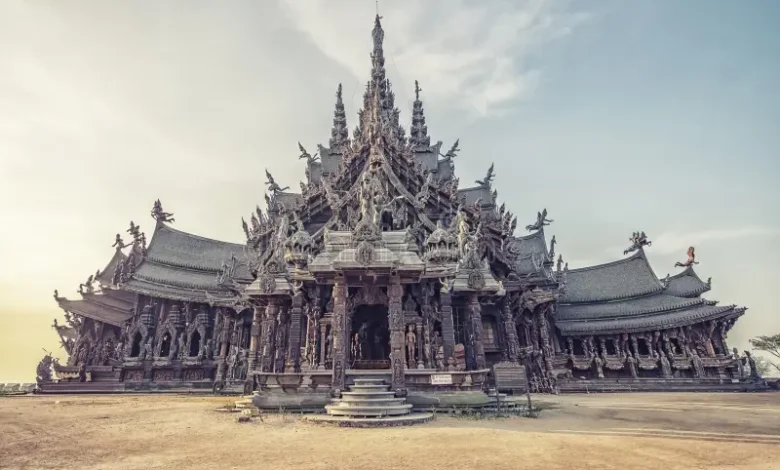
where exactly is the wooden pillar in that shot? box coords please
[248,305,263,372]
[388,280,406,393]
[215,310,230,382]
[501,300,519,362]
[330,282,348,394]
[468,294,486,370]
[536,305,554,376]
[415,322,424,369]
[289,292,304,372]
[259,300,278,372]
[318,323,327,370]
[440,292,455,362]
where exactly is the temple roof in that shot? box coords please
[95,249,126,287]
[663,266,711,298]
[122,224,251,303]
[505,229,551,275]
[556,304,745,335]
[57,291,133,327]
[560,250,664,303]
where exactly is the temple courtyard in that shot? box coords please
[1,392,778,469]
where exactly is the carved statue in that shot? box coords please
[474,163,495,189]
[177,332,187,359]
[204,339,214,360]
[744,351,761,379]
[624,231,652,255]
[441,139,460,160]
[660,354,672,378]
[626,354,638,378]
[691,350,705,378]
[112,234,127,250]
[549,235,556,259]
[143,337,153,360]
[405,325,417,368]
[151,199,175,223]
[556,254,564,273]
[593,355,605,379]
[127,221,141,242]
[674,246,699,268]
[265,169,289,196]
[525,208,553,232]
[297,142,320,164]
[36,352,54,385]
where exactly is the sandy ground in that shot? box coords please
[1,393,779,470]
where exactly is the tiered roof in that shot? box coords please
[556,249,745,335]
[121,223,252,305]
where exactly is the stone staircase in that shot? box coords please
[303,379,433,427]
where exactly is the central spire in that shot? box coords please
[371,15,386,87]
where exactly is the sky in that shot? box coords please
[0,0,778,382]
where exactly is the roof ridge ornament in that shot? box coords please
[475,162,494,189]
[329,84,350,151]
[526,208,553,232]
[297,142,319,164]
[409,80,431,151]
[674,246,699,268]
[441,139,460,160]
[151,199,175,224]
[265,169,289,197]
[623,231,652,255]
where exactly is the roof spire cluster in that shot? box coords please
[409,80,430,150]
[329,84,349,151]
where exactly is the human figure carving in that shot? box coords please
[674,246,699,268]
[151,199,175,223]
[405,325,417,368]
[474,163,495,189]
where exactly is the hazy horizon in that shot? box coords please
[1,0,779,382]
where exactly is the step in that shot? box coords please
[341,390,397,399]
[352,378,387,386]
[333,397,407,407]
[348,384,390,391]
[302,412,434,428]
[325,403,413,417]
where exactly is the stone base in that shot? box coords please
[557,378,771,393]
[406,391,492,410]
[302,413,434,428]
[252,391,331,411]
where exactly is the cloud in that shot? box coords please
[279,0,587,116]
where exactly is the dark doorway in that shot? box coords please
[130,332,143,357]
[159,332,172,357]
[350,305,390,369]
[189,331,201,357]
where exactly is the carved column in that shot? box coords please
[259,299,279,372]
[289,292,304,372]
[248,305,263,372]
[318,323,327,369]
[468,294,486,370]
[330,282,347,394]
[215,310,231,382]
[440,292,456,362]
[719,322,729,354]
[535,305,554,376]
[388,280,406,392]
[415,322,424,369]
[501,300,519,362]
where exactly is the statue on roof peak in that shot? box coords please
[526,208,553,232]
[624,231,652,255]
[265,169,289,196]
[112,234,127,250]
[297,142,320,164]
[475,163,494,189]
[151,199,175,224]
[441,139,460,160]
[674,246,699,268]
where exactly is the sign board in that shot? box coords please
[493,362,528,393]
[731,379,739,384]
[431,374,453,385]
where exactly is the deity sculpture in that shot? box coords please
[405,325,417,368]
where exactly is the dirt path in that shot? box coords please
[1,393,779,470]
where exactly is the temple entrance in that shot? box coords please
[350,305,390,369]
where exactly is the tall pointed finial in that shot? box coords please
[329,83,349,151]
[409,80,430,150]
